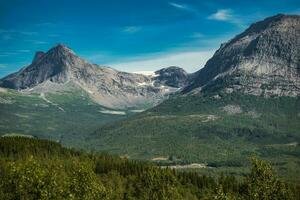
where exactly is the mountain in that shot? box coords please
[0,44,191,146]
[153,66,191,88]
[0,44,191,147]
[0,44,189,109]
[184,14,300,97]
[87,14,300,181]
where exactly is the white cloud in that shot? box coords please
[208,9,233,21]
[106,50,215,73]
[168,2,198,14]
[0,52,17,57]
[208,9,245,27]
[25,40,48,45]
[169,2,187,10]
[0,50,30,57]
[122,26,141,34]
[16,50,31,53]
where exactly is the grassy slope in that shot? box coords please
[0,88,132,148]
[88,93,300,181]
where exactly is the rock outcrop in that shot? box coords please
[153,66,190,88]
[184,14,300,97]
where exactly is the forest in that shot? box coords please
[0,137,299,200]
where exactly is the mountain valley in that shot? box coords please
[0,14,300,183]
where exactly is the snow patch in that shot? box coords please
[99,110,126,115]
[130,109,145,113]
[133,71,156,76]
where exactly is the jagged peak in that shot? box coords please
[155,66,187,74]
[225,14,300,48]
[246,14,299,32]
[47,43,76,56]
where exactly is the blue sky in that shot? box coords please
[0,0,299,77]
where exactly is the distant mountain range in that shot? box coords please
[0,45,191,109]
[1,15,299,108]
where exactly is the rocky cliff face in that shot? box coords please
[184,14,300,97]
[0,44,186,108]
[153,66,190,88]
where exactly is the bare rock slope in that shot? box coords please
[184,14,300,97]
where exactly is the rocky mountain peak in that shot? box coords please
[49,44,75,56]
[43,44,79,65]
[0,45,189,109]
[154,66,189,88]
[184,14,300,97]
[0,44,88,89]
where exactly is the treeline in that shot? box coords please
[0,137,299,200]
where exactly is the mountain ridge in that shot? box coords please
[184,14,300,97]
[0,44,191,109]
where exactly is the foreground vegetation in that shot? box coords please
[0,137,299,200]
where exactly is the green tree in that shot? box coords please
[245,157,293,200]
[0,156,107,200]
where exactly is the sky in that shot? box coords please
[0,0,299,77]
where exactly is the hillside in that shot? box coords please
[88,93,300,180]
[0,87,131,147]
[0,137,298,200]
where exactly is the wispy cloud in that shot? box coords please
[0,29,39,41]
[35,22,56,27]
[169,2,188,10]
[25,39,48,45]
[106,50,215,73]
[122,26,141,34]
[208,9,233,21]
[208,9,244,26]
[0,29,38,35]
[16,50,31,53]
[0,52,18,57]
[20,31,38,36]
[168,2,198,14]
[0,50,30,57]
